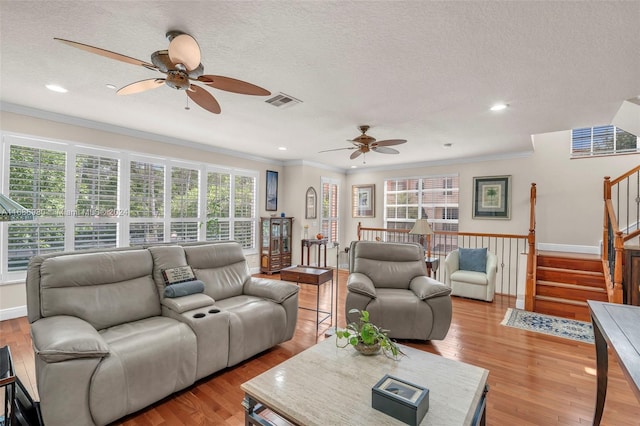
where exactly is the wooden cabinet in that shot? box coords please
[624,245,640,306]
[260,217,293,274]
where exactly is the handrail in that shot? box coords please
[525,183,537,311]
[610,164,640,185]
[602,164,640,304]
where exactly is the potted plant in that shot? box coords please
[336,309,405,360]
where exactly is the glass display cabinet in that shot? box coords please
[260,217,293,274]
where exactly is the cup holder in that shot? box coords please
[193,313,206,319]
[208,308,220,314]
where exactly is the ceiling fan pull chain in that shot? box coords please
[185,95,190,110]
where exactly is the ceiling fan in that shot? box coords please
[54,31,270,114]
[319,125,407,161]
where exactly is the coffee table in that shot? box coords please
[241,336,489,425]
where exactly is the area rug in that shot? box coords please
[501,308,594,344]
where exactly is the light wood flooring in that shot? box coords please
[1,270,639,425]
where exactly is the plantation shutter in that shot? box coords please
[8,145,66,270]
[233,174,256,249]
[74,153,119,250]
[129,160,164,244]
[170,166,199,242]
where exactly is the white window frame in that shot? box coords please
[571,125,638,158]
[0,132,259,283]
[383,174,459,231]
[320,177,340,244]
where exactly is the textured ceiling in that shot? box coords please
[1,1,638,170]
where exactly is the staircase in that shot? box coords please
[534,252,608,322]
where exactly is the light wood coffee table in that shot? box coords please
[241,336,489,425]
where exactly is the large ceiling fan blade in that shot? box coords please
[372,139,407,147]
[198,75,270,96]
[372,146,400,154]
[117,79,165,95]
[187,85,221,114]
[350,150,363,160]
[168,34,201,71]
[318,147,357,153]
[54,38,155,68]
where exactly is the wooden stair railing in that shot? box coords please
[525,183,537,311]
[603,164,640,304]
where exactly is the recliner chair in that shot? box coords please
[345,240,452,341]
[444,248,497,302]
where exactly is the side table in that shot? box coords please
[0,346,16,426]
[280,265,334,337]
[301,238,328,267]
[426,257,440,278]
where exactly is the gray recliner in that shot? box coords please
[345,240,452,341]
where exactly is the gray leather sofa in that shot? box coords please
[25,241,299,426]
[345,240,452,341]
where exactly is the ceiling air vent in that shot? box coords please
[265,93,302,109]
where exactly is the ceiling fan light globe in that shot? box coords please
[168,34,201,72]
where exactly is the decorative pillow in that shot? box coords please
[458,248,487,273]
[164,280,205,298]
[162,265,195,285]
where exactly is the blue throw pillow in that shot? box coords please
[458,248,487,272]
[164,280,205,298]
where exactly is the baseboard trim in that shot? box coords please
[537,243,600,255]
[0,305,27,321]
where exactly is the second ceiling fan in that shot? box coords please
[320,125,407,160]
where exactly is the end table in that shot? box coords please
[0,345,16,426]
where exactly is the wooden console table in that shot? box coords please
[587,301,640,425]
[301,238,328,267]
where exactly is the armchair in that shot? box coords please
[444,248,497,302]
[345,241,452,341]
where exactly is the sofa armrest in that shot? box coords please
[347,272,377,299]
[31,315,109,363]
[161,293,215,314]
[244,277,299,303]
[410,276,452,300]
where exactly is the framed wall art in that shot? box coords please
[305,186,317,219]
[266,170,278,211]
[352,184,375,218]
[472,175,511,219]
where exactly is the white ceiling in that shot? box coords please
[1,1,638,171]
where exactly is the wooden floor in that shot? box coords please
[1,270,639,425]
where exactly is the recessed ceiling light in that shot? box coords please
[278,147,287,151]
[351,165,357,169]
[45,84,68,93]
[490,103,508,111]
[106,84,117,90]
[443,143,453,149]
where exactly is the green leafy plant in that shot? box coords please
[336,309,405,360]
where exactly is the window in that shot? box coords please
[74,153,119,250]
[1,134,259,280]
[129,159,165,245]
[7,144,66,272]
[385,175,459,233]
[571,125,637,157]
[170,166,199,243]
[320,177,339,243]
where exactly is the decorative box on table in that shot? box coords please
[372,374,429,425]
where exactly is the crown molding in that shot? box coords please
[0,102,284,167]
